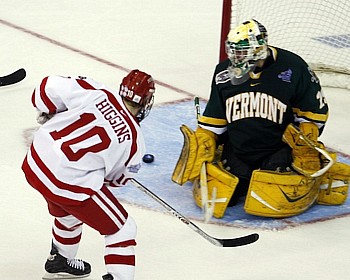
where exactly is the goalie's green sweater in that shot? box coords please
[198,46,329,161]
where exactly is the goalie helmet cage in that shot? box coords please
[219,0,350,89]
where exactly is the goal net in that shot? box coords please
[220,0,350,89]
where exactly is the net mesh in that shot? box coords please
[226,0,350,88]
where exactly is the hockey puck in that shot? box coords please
[143,154,154,163]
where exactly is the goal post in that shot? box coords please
[219,0,232,63]
[219,0,350,89]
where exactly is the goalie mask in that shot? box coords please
[225,19,268,85]
[119,69,155,122]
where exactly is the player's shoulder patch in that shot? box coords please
[215,69,231,85]
[307,67,320,84]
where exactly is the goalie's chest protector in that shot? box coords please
[210,48,320,156]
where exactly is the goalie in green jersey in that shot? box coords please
[172,19,350,218]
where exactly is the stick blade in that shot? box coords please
[0,68,26,86]
[221,233,259,247]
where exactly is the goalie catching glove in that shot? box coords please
[172,125,217,184]
[283,122,328,176]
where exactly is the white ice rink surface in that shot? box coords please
[1,1,350,279]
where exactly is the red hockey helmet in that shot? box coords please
[119,69,155,121]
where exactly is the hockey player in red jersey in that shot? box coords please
[22,70,155,280]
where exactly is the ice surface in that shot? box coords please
[0,1,349,279]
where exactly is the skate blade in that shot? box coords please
[42,272,90,279]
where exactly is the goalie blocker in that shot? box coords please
[172,124,350,218]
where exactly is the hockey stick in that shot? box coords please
[194,95,201,119]
[194,96,210,220]
[200,162,210,222]
[0,68,26,86]
[131,178,259,247]
[194,96,216,223]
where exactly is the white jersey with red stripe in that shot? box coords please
[22,75,145,204]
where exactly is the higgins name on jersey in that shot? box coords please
[95,98,131,144]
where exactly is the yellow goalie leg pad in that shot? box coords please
[244,170,321,218]
[317,161,350,205]
[172,125,216,185]
[192,162,238,218]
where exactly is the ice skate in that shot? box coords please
[102,274,113,280]
[42,244,91,279]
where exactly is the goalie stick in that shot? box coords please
[131,178,259,247]
[194,96,216,223]
[0,68,26,86]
